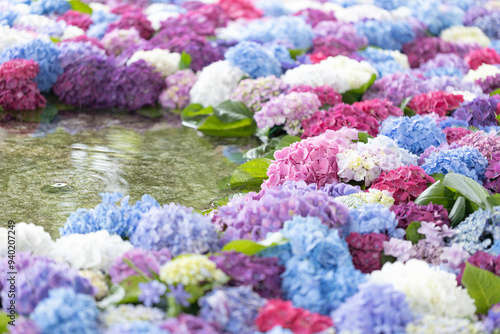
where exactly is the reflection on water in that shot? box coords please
[0,125,247,238]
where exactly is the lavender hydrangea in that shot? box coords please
[216,181,350,242]
[130,203,219,257]
[8,317,41,334]
[483,303,500,333]
[57,42,107,69]
[230,76,288,112]
[355,20,415,51]
[449,206,500,254]
[159,314,219,334]
[60,192,160,238]
[199,286,266,334]
[105,321,169,334]
[421,146,488,183]
[109,248,171,284]
[332,283,413,333]
[31,288,99,334]
[159,70,197,110]
[345,203,404,238]
[138,280,167,307]
[453,96,500,128]
[0,39,63,92]
[363,72,424,106]
[420,53,470,74]
[313,21,368,49]
[278,216,365,314]
[225,41,282,79]
[320,182,362,198]
[380,115,446,155]
[0,253,94,315]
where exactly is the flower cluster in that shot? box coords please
[408,91,464,117]
[406,315,484,334]
[160,314,218,334]
[225,41,282,79]
[336,189,395,209]
[230,76,288,112]
[353,98,403,121]
[355,20,415,51]
[346,232,389,274]
[390,201,450,229]
[456,130,500,162]
[345,203,403,238]
[159,254,227,286]
[57,10,92,31]
[109,248,171,284]
[465,47,500,70]
[485,152,500,194]
[288,84,342,107]
[127,49,181,78]
[457,251,500,285]
[99,304,166,328]
[453,96,500,128]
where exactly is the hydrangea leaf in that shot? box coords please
[288,48,307,60]
[198,116,256,137]
[222,239,268,255]
[118,275,149,304]
[442,173,488,209]
[179,51,192,70]
[490,88,500,97]
[430,173,445,183]
[68,0,92,14]
[181,104,213,128]
[40,103,58,123]
[213,100,253,123]
[0,312,8,333]
[406,221,425,244]
[399,96,412,111]
[462,263,500,314]
[449,196,466,227]
[229,158,271,191]
[486,194,500,209]
[414,180,456,210]
[243,135,300,160]
[342,74,377,103]
[354,132,373,144]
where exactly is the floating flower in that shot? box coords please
[138,280,167,307]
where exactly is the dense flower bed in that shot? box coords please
[2,0,500,333]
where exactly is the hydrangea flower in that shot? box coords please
[420,53,470,74]
[216,181,350,242]
[60,192,160,238]
[159,69,197,110]
[0,253,94,315]
[370,259,476,317]
[465,47,500,70]
[333,283,413,333]
[57,41,107,70]
[130,203,219,257]
[421,146,488,183]
[254,92,322,136]
[254,299,333,334]
[355,19,415,51]
[353,98,403,121]
[485,152,500,194]
[57,10,92,31]
[139,280,167,307]
[364,72,424,106]
[477,73,500,94]
[408,91,464,117]
[159,314,218,334]
[453,96,500,128]
[0,223,53,257]
[455,130,500,162]
[105,321,169,334]
[159,254,227,286]
[440,25,490,48]
[483,303,500,333]
[109,248,171,284]
[346,203,403,238]
[78,270,109,301]
[127,49,181,78]
[346,232,388,274]
[31,288,99,334]
[210,251,284,298]
[443,127,474,144]
[199,286,266,334]
[230,76,288,112]
[390,202,450,229]
[8,317,41,334]
[456,251,500,285]
[102,29,144,57]
[335,189,395,209]
[288,84,342,107]
[99,305,166,328]
[225,41,281,79]
[0,39,63,92]
[449,206,500,254]
[30,0,70,15]
[406,315,483,334]
[380,115,446,155]
[107,11,154,39]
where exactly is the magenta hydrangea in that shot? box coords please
[485,152,500,194]
[390,201,450,230]
[109,248,171,284]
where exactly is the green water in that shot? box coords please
[0,124,248,238]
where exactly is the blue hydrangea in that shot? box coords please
[30,0,70,15]
[358,47,396,63]
[87,11,120,39]
[422,67,464,78]
[199,286,266,334]
[242,16,313,50]
[443,0,474,10]
[374,60,405,77]
[449,206,500,254]
[355,20,415,51]
[255,0,288,17]
[105,321,170,334]
[225,41,282,79]
[438,117,469,130]
[409,0,464,35]
[490,39,500,55]
[129,203,220,256]
[380,115,446,155]
[264,43,297,70]
[279,216,365,314]
[0,10,18,27]
[254,327,294,334]
[421,147,488,183]
[0,39,63,92]
[60,192,160,238]
[332,283,413,333]
[472,12,500,39]
[373,0,408,10]
[345,203,404,238]
[31,288,99,334]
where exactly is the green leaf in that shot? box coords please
[222,239,268,255]
[462,263,500,314]
[486,194,500,209]
[213,100,253,123]
[430,173,445,183]
[0,312,9,334]
[136,105,163,119]
[289,48,307,60]
[40,103,58,123]
[355,132,373,144]
[244,135,300,160]
[342,74,377,104]
[50,37,61,43]
[198,116,256,137]
[68,0,92,13]
[229,157,271,190]
[449,196,466,227]
[181,104,213,128]
[179,51,192,70]
[380,252,396,266]
[118,275,149,304]
[442,173,488,208]
[490,88,500,97]
[399,96,412,111]
[403,107,417,117]
[406,221,425,244]
[414,180,456,209]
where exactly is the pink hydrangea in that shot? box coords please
[457,251,500,285]
[159,70,198,110]
[455,131,500,162]
[107,11,154,39]
[408,91,464,117]
[371,165,435,204]
[465,48,500,70]
[57,10,92,31]
[263,128,358,188]
[219,0,263,20]
[353,98,403,121]
[301,103,380,138]
[346,232,388,274]
[288,84,342,106]
[0,59,46,111]
[443,127,474,144]
[390,201,450,230]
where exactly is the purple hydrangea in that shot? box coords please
[230,76,288,112]
[159,70,198,110]
[453,96,500,128]
[419,53,470,74]
[216,181,350,242]
[313,21,368,49]
[332,283,413,333]
[483,303,500,333]
[0,253,94,315]
[477,73,500,94]
[109,248,171,284]
[320,182,362,198]
[363,73,424,106]
[159,314,219,334]
[57,41,107,69]
[390,201,450,230]
[130,203,220,257]
[210,251,284,298]
[138,280,167,307]
[199,286,266,334]
[8,317,41,334]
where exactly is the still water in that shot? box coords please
[0,115,251,238]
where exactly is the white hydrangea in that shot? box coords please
[452,90,480,102]
[367,135,418,166]
[387,50,410,69]
[463,63,500,82]
[215,21,247,41]
[337,4,392,23]
[370,259,476,318]
[88,2,110,12]
[0,26,34,52]
[147,11,180,31]
[190,60,248,107]
[0,223,54,257]
[281,55,377,93]
[440,26,490,47]
[79,270,109,300]
[391,6,412,20]
[61,25,85,40]
[127,49,181,77]
[50,230,133,273]
[13,14,55,29]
